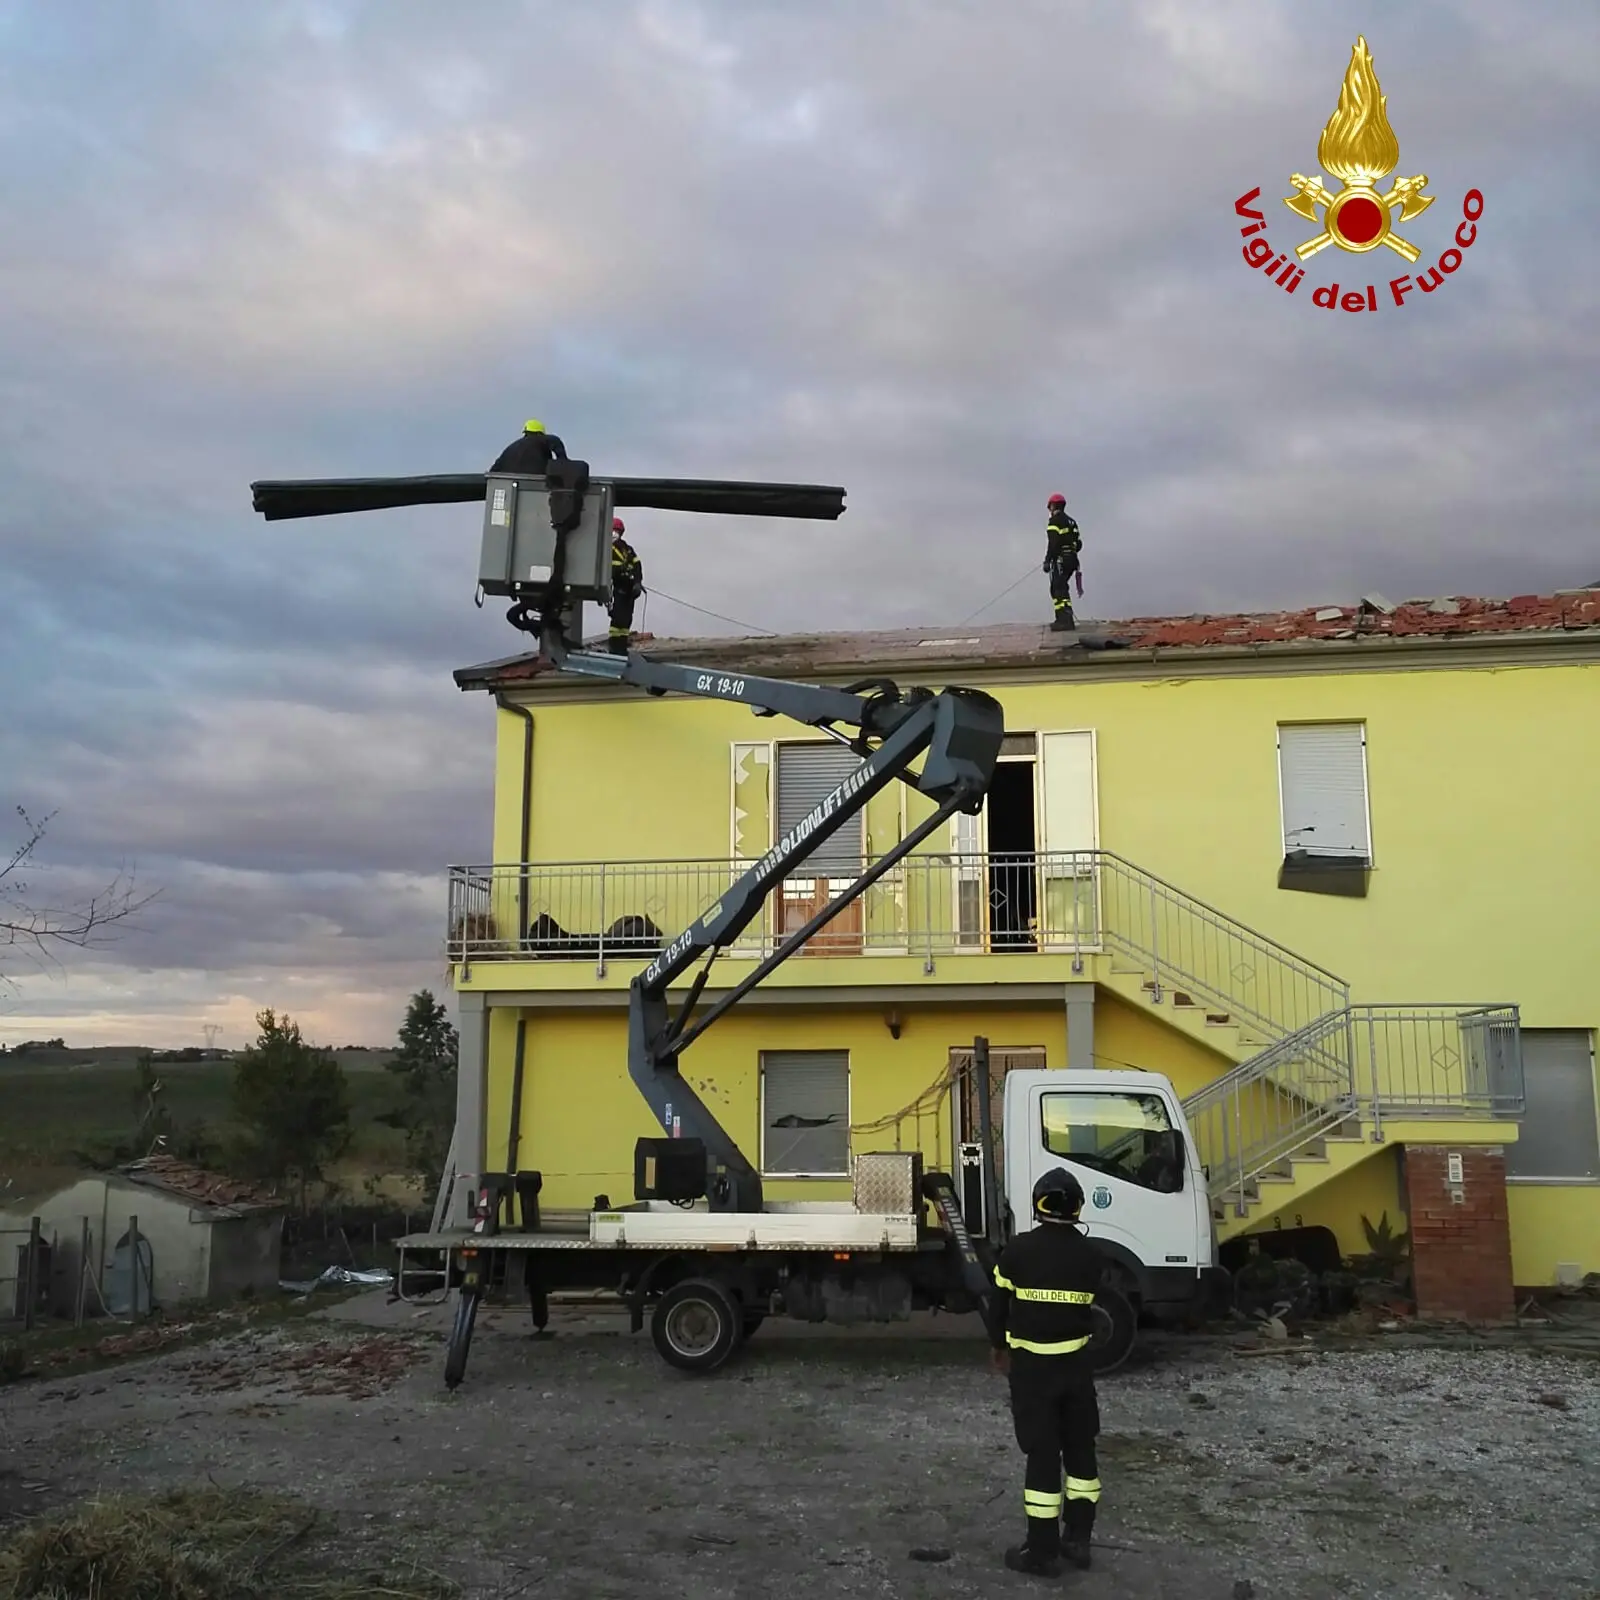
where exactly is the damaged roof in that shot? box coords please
[118,1155,284,1216]
[456,588,1600,691]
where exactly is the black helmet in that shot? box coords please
[1032,1166,1085,1222]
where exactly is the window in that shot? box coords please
[1277,722,1372,896]
[1040,1090,1185,1194]
[775,742,864,876]
[1505,1030,1599,1181]
[761,1050,850,1176]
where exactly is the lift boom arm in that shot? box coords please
[536,622,1005,1212]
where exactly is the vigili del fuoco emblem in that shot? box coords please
[1233,35,1482,312]
[1283,35,1433,263]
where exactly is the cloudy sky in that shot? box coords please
[1,0,1594,1048]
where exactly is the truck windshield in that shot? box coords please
[1040,1092,1184,1194]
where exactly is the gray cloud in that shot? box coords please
[1,0,1594,1041]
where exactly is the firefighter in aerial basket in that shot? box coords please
[987,1165,1103,1576]
[490,418,569,474]
[607,518,644,655]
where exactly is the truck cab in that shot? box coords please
[1000,1068,1219,1328]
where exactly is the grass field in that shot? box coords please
[0,1047,418,1204]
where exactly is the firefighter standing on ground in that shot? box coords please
[987,1166,1104,1577]
[490,418,569,474]
[608,518,644,655]
[1042,492,1083,632]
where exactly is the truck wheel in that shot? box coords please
[444,1287,480,1390]
[1087,1284,1136,1375]
[651,1278,741,1373]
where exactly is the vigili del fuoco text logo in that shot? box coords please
[1235,35,1482,312]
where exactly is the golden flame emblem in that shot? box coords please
[1284,37,1434,262]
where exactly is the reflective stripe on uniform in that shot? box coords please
[1024,1488,1063,1520]
[1064,1475,1102,1503]
[993,1269,1013,1290]
[1005,1333,1091,1355]
[1012,1287,1094,1304]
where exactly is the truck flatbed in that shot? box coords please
[398,1200,925,1255]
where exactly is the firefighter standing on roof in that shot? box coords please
[1042,492,1083,632]
[608,518,644,655]
[987,1166,1104,1577]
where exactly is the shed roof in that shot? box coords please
[117,1155,283,1216]
[455,588,1600,691]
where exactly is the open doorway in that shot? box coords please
[987,760,1037,950]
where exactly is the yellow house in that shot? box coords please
[441,588,1600,1319]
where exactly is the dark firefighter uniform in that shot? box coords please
[988,1167,1103,1576]
[490,418,569,475]
[608,518,644,655]
[1042,494,1083,632]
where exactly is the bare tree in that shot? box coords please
[0,806,158,994]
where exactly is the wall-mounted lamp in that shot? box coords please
[884,1008,902,1040]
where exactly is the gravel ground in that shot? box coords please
[1,1292,1596,1600]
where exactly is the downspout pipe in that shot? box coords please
[492,696,535,1211]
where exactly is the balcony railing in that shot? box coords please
[1186,1002,1525,1216]
[447,851,1114,974]
[446,849,1347,1040]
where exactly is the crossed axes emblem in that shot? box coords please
[1284,172,1435,263]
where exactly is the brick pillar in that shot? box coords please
[1401,1146,1516,1323]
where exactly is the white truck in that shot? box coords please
[393,1047,1223,1388]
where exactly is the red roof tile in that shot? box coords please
[118,1155,283,1213]
[457,590,1600,690]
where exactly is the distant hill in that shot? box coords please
[0,1044,397,1072]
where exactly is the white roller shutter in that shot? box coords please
[1505,1030,1599,1179]
[1278,723,1371,860]
[761,1050,850,1175]
[775,742,865,876]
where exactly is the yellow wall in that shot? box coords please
[1236,1147,1406,1261]
[480,651,1600,1284]
[497,657,1598,1028]
[485,1003,1063,1210]
[1092,992,1235,1099]
[1507,1185,1600,1289]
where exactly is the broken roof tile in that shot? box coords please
[118,1154,283,1213]
[457,590,1600,690]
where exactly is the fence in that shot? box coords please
[0,1214,151,1331]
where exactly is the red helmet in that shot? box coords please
[612,517,625,534]
[1047,493,1066,508]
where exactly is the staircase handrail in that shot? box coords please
[1090,850,1349,994]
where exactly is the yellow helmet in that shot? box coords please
[523,419,545,434]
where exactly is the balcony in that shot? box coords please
[444,848,1350,1042]
[447,851,1109,973]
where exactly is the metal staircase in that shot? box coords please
[1081,855,1523,1234]
[1088,852,1350,1054]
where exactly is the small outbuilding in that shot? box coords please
[1,1155,285,1318]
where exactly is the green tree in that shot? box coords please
[231,1009,352,1206]
[385,989,457,1195]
